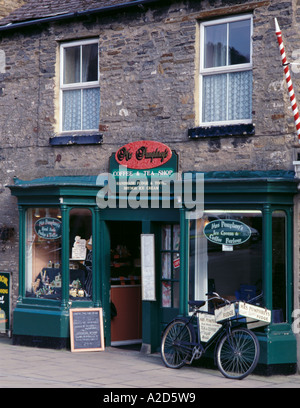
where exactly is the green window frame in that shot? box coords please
[161,224,180,308]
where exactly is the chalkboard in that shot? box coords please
[69,308,105,352]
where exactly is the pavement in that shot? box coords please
[0,336,300,390]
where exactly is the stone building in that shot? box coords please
[0,0,299,375]
[0,0,26,18]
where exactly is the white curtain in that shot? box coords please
[202,70,252,123]
[62,88,100,131]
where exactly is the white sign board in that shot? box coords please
[71,236,87,260]
[199,313,221,342]
[214,303,236,323]
[141,234,156,301]
[238,302,271,323]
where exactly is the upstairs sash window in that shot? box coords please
[200,15,253,125]
[60,39,100,132]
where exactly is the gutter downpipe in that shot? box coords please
[0,0,161,32]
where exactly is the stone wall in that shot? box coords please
[0,0,25,18]
[0,0,299,311]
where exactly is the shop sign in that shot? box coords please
[115,140,172,169]
[0,271,10,335]
[34,217,62,240]
[238,302,271,323]
[214,303,236,323]
[198,313,221,342]
[109,140,178,194]
[204,219,251,246]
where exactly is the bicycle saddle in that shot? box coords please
[188,300,206,308]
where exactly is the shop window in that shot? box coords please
[69,208,93,300]
[189,210,262,311]
[60,39,100,132]
[161,224,180,308]
[25,208,62,299]
[200,15,252,125]
[272,211,287,323]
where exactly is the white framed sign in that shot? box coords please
[199,313,221,342]
[214,303,236,323]
[238,302,271,323]
[141,234,156,301]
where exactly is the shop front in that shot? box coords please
[7,146,299,373]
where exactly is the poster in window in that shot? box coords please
[141,234,156,301]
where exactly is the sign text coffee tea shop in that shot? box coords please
[8,140,299,374]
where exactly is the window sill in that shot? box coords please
[188,124,255,139]
[49,134,103,146]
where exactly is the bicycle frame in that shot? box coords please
[178,310,234,365]
[172,297,256,365]
[161,292,266,378]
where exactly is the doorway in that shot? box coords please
[109,221,142,347]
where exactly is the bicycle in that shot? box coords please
[161,292,269,380]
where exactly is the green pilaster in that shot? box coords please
[18,205,25,300]
[179,208,188,316]
[263,204,272,310]
[141,220,159,353]
[99,218,111,345]
[286,207,293,323]
[60,204,69,309]
[93,207,101,308]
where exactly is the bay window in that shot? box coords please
[189,210,263,311]
[200,15,253,125]
[25,207,93,301]
[25,208,62,299]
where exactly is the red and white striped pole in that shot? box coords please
[275,17,300,141]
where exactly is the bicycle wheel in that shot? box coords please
[161,319,195,369]
[216,327,260,380]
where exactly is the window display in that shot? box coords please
[25,207,93,301]
[69,208,93,300]
[189,210,263,311]
[25,208,62,299]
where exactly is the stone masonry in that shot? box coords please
[0,0,26,18]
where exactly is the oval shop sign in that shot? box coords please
[204,219,252,246]
[115,140,172,170]
[34,217,62,240]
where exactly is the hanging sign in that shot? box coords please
[0,271,10,336]
[34,217,62,240]
[115,140,172,169]
[204,219,251,246]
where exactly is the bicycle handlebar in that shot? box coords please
[205,291,263,306]
[205,292,231,305]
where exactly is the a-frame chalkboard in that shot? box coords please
[69,308,105,352]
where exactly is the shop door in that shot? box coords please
[109,221,142,346]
